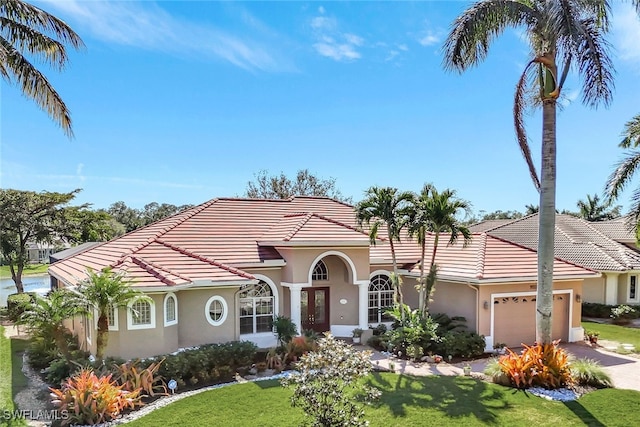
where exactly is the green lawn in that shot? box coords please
[127,373,640,426]
[0,325,28,426]
[583,321,640,352]
[0,264,48,280]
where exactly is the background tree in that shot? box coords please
[355,187,413,312]
[1,0,84,136]
[444,0,613,344]
[141,202,194,225]
[576,193,620,221]
[408,184,472,314]
[16,290,88,361]
[0,188,85,293]
[65,207,124,242]
[524,204,539,215]
[78,268,149,360]
[245,169,351,203]
[607,114,640,222]
[107,201,143,233]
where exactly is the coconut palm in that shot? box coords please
[444,0,614,343]
[576,193,620,221]
[355,187,413,311]
[16,289,88,361]
[77,268,150,360]
[1,0,84,136]
[408,184,472,314]
[606,114,640,222]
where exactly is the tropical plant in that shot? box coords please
[576,193,620,221]
[0,0,84,136]
[497,340,572,389]
[16,290,88,361]
[408,184,472,313]
[355,187,413,311]
[272,315,298,349]
[385,304,439,356]
[77,268,150,360]
[484,358,511,386]
[49,368,142,426]
[570,358,612,388]
[114,359,167,397]
[610,304,636,325]
[281,333,380,427]
[444,0,614,344]
[606,113,640,224]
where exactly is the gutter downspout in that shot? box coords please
[466,282,480,333]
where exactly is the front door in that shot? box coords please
[301,287,330,333]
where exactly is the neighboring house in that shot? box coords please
[471,214,640,306]
[49,197,597,359]
[26,241,68,264]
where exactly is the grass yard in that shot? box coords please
[583,321,640,353]
[0,264,48,279]
[127,373,640,426]
[0,325,28,426]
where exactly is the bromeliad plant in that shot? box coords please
[114,359,167,397]
[497,340,572,389]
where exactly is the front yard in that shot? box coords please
[0,325,28,427]
[582,321,640,353]
[0,264,48,279]
[127,373,640,427]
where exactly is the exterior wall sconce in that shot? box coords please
[483,300,489,310]
[576,294,581,303]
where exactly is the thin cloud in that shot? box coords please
[613,4,640,65]
[76,163,85,182]
[38,0,292,72]
[419,32,440,47]
[309,10,363,62]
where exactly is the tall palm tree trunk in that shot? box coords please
[423,232,440,314]
[418,237,426,313]
[389,236,404,308]
[96,313,109,360]
[536,99,557,344]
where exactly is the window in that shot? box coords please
[107,305,118,331]
[368,274,394,323]
[164,293,178,326]
[127,298,156,330]
[312,260,328,281]
[205,296,227,326]
[629,275,639,302]
[239,281,274,334]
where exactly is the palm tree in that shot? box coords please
[77,268,150,360]
[444,0,614,344]
[16,289,88,361]
[576,193,620,221]
[606,114,640,222]
[408,184,472,314]
[355,187,413,312]
[525,204,539,215]
[1,0,84,136]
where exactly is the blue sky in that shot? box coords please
[2,1,640,217]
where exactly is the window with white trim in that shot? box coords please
[107,305,118,331]
[368,274,394,323]
[629,275,639,303]
[205,296,227,326]
[127,299,156,330]
[312,260,329,281]
[239,281,274,334]
[164,293,178,326]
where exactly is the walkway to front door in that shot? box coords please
[301,287,330,333]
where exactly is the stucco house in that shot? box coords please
[471,214,640,306]
[49,197,597,359]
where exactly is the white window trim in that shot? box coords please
[628,275,639,303]
[368,271,393,325]
[164,293,178,327]
[127,298,156,330]
[205,295,228,327]
[108,306,119,331]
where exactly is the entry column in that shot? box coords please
[282,282,307,335]
[355,280,370,330]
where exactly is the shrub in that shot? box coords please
[570,358,612,388]
[50,368,142,426]
[7,292,35,322]
[371,323,387,336]
[385,304,438,355]
[498,341,572,389]
[114,359,167,397]
[28,336,58,370]
[281,334,380,426]
[285,336,317,364]
[366,333,390,351]
[483,358,511,386]
[611,305,637,325]
[434,330,486,358]
[582,302,640,319]
[273,315,298,348]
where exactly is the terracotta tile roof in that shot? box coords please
[589,217,637,243]
[49,197,597,288]
[482,214,640,271]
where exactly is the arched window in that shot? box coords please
[127,298,156,330]
[368,274,394,323]
[164,293,178,326]
[239,281,274,334]
[312,260,328,281]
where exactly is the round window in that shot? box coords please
[205,296,227,326]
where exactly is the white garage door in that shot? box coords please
[493,293,569,348]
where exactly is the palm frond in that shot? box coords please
[605,150,640,202]
[514,59,541,190]
[619,114,640,148]
[443,0,540,71]
[0,17,68,68]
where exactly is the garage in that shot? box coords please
[493,293,570,347]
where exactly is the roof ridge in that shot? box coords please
[125,256,178,286]
[131,255,192,284]
[475,233,487,279]
[155,239,254,280]
[283,213,313,242]
[482,214,533,233]
[311,212,377,239]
